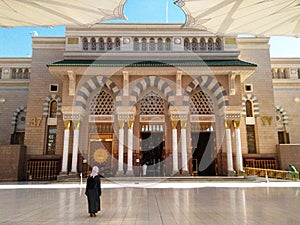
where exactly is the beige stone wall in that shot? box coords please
[237,38,278,155]
[24,37,65,155]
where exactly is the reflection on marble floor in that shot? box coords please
[0,185,299,225]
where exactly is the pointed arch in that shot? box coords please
[276,106,288,125]
[242,94,260,117]
[11,106,27,126]
[183,76,228,113]
[75,76,120,111]
[43,95,62,117]
[129,76,175,106]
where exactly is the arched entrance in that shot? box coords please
[190,88,217,176]
[137,90,167,176]
[88,88,116,177]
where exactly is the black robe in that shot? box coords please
[85,175,101,214]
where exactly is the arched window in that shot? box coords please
[99,38,105,50]
[91,38,96,50]
[107,38,113,50]
[142,38,147,51]
[17,69,22,79]
[12,68,17,79]
[184,38,190,50]
[191,38,198,51]
[11,109,26,145]
[82,37,88,50]
[200,38,206,50]
[115,37,121,50]
[157,38,163,51]
[246,100,253,117]
[0,68,2,79]
[49,100,57,118]
[165,38,171,51]
[149,38,155,51]
[24,69,29,79]
[133,38,140,51]
[215,38,222,50]
[207,38,213,50]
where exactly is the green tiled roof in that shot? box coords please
[47,59,257,67]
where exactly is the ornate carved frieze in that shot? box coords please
[190,115,215,122]
[89,115,114,122]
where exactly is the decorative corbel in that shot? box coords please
[229,72,237,95]
[67,70,76,96]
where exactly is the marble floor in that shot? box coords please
[1,181,300,225]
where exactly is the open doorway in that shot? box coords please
[191,131,216,176]
[140,132,164,176]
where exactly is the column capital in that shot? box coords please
[180,120,187,129]
[63,120,71,130]
[128,120,134,129]
[233,120,240,129]
[172,120,178,129]
[72,120,80,130]
[225,120,232,129]
[119,120,125,129]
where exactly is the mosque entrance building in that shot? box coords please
[2,23,299,181]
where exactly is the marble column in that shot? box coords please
[71,121,80,173]
[60,120,70,174]
[225,120,235,175]
[116,121,125,176]
[234,120,244,174]
[127,120,134,176]
[172,121,179,174]
[180,121,188,173]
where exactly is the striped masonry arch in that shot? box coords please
[242,94,260,117]
[129,76,175,106]
[183,76,228,112]
[276,106,288,125]
[43,94,62,117]
[11,106,27,125]
[75,76,120,110]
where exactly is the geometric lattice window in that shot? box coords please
[140,91,164,115]
[190,90,214,114]
[90,90,114,115]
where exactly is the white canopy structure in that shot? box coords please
[175,0,300,36]
[0,0,127,27]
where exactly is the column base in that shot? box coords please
[237,170,246,176]
[116,171,125,177]
[125,170,134,176]
[227,170,237,177]
[57,172,68,181]
[179,170,190,176]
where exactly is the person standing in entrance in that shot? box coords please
[85,166,101,217]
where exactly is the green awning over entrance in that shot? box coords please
[47,59,257,67]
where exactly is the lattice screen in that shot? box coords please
[140,91,164,115]
[190,90,214,114]
[90,90,114,115]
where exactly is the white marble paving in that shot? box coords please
[0,181,300,225]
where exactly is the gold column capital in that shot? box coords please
[172,120,178,129]
[128,120,134,129]
[180,120,187,129]
[72,120,80,130]
[119,120,125,129]
[225,120,232,129]
[63,120,71,130]
[233,120,240,129]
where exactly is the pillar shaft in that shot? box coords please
[71,121,80,173]
[181,126,188,172]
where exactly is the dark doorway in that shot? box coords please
[191,132,216,176]
[140,132,164,176]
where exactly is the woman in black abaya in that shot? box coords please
[85,166,101,217]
